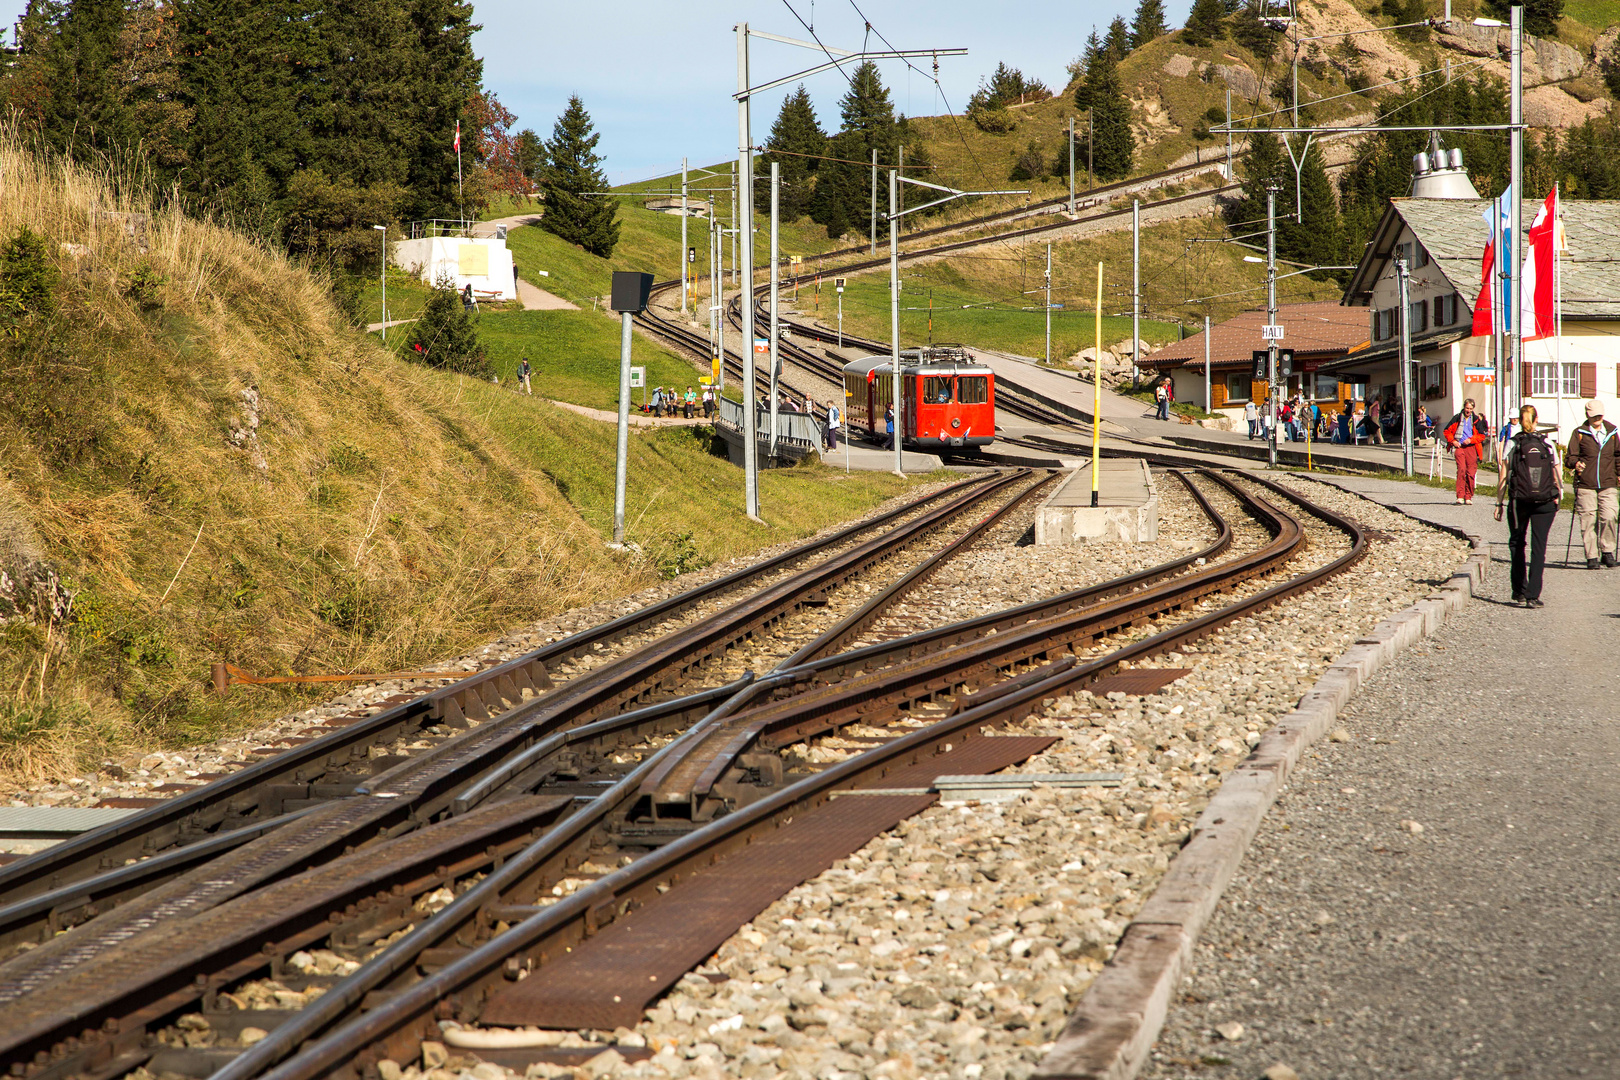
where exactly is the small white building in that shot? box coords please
[392,220,518,302]
[1335,182,1620,439]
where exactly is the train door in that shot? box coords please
[903,374,920,439]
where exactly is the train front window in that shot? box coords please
[924,376,952,404]
[958,376,989,404]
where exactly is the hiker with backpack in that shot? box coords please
[1444,398,1490,505]
[1496,404,1563,607]
[1564,398,1618,570]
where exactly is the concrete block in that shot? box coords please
[1035,460,1158,544]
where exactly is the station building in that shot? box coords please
[392,220,518,303]
[1144,143,1620,436]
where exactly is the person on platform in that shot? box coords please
[1244,399,1259,440]
[1155,380,1169,421]
[825,399,842,451]
[1415,403,1433,442]
[1367,397,1384,444]
[884,403,895,449]
[701,385,715,419]
[1564,398,1619,569]
[1496,404,1563,606]
[1445,398,1490,504]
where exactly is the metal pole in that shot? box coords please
[1088,108,1094,191]
[613,312,632,543]
[1045,243,1052,365]
[1267,185,1278,468]
[871,148,878,256]
[1132,198,1140,385]
[1224,85,1233,180]
[680,157,688,317]
[715,218,725,391]
[737,23,759,518]
[837,289,843,349]
[890,169,903,476]
[1492,192,1503,442]
[1092,261,1102,508]
[376,226,387,350]
[1204,314,1211,413]
[1509,4,1524,422]
[1396,256,1413,476]
[1068,116,1075,214]
[730,162,738,288]
[1291,22,1298,129]
[770,161,781,460]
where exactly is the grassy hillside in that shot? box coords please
[0,141,926,783]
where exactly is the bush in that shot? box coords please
[1009,141,1048,182]
[1,226,58,335]
[125,262,167,312]
[403,274,489,376]
[968,101,1018,133]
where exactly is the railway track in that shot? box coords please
[0,459,1379,1080]
[0,470,1061,1076]
[0,472,1030,950]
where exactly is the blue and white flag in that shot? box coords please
[1480,185,1513,333]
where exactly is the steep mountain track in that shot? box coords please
[0,475,1017,949]
[0,461,1375,1080]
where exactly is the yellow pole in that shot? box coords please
[1092,261,1103,508]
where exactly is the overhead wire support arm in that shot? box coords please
[736,47,966,100]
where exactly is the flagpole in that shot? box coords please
[457,120,465,227]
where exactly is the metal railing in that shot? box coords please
[406,220,509,240]
[716,396,824,456]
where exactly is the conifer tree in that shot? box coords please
[405,274,488,376]
[1280,147,1343,279]
[759,85,826,221]
[809,62,898,239]
[514,130,544,187]
[1485,0,1562,37]
[305,0,414,192]
[397,0,484,219]
[1072,28,1104,109]
[539,95,619,258]
[1083,55,1135,181]
[1182,0,1228,48]
[1130,0,1168,47]
[1105,16,1132,62]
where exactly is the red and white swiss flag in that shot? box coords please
[1520,188,1561,343]
[453,120,461,154]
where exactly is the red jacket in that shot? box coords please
[1444,412,1489,449]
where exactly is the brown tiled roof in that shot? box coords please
[1143,301,1370,370]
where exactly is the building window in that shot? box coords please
[1414,243,1430,269]
[1434,293,1459,327]
[1420,362,1447,400]
[1530,362,1578,398]
[1409,301,1428,334]
[1224,372,1249,402]
[1372,308,1398,342]
[1314,373,1338,400]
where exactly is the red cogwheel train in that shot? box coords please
[841,346,996,454]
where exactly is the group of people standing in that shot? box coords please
[1495,397,1618,607]
[648,385,711,419]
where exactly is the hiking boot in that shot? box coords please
[1589,558,1602,570]
[1528,597,1545,608]
[1512,592,1525,602]
[1605,553,1618,568]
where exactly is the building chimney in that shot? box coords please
[1409,133,1480,199]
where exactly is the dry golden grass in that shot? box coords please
[0,136,920,783]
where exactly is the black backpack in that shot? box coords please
[1512,432,1560,501]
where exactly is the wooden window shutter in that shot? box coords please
[1251,380,1268,402]
[1581,363,1597,398]
[1212,380,1228,408]
[1521,360,1532,397]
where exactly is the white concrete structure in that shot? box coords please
[393,222,517,302]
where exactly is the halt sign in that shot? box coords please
[629,366,645,388]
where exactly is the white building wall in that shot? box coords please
[392,236,517,302]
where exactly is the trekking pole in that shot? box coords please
[1565,499,1577,567]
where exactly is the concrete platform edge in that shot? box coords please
[1034,516,1489,1080]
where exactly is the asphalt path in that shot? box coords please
[1143,481,1620,1079]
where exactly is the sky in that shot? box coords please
[1,0,1181,185]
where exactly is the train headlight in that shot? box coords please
[951,418,962,429]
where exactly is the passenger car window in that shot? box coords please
[958,376,988,404]
[924,377,953,403]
